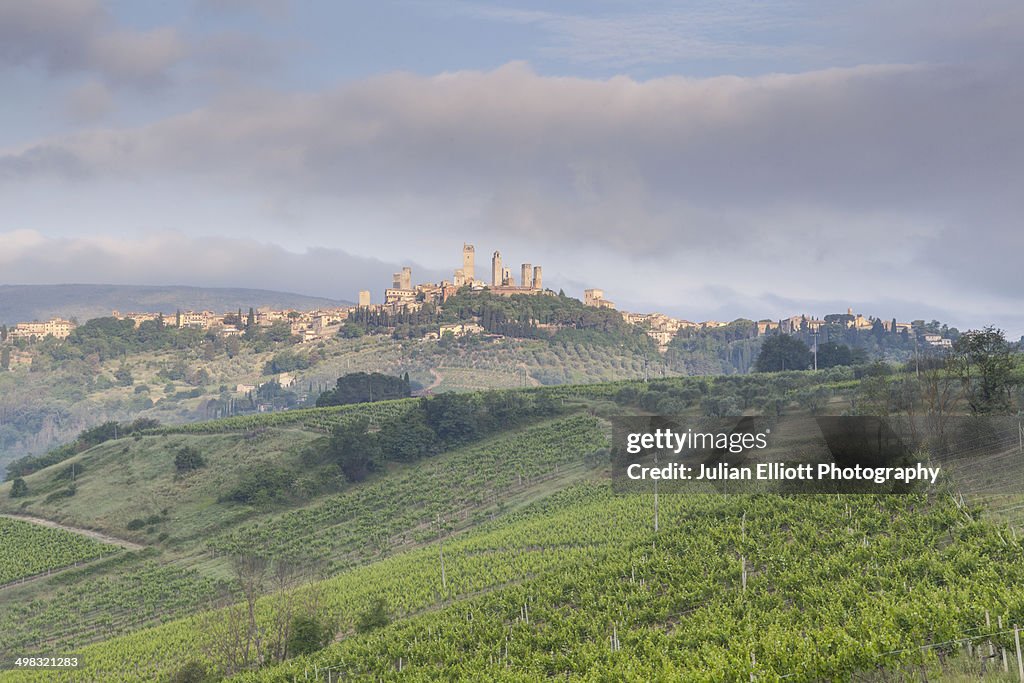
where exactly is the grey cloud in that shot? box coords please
[0,0,186,85]
[6,61,1017,204]
[65,80,114,122]
[5,61,1018,243]
[2,56,1021,330]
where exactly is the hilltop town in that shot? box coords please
[1,242,955,357]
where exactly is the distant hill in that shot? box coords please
[0,284,351,324]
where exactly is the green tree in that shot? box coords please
[0,347,10,370]
[754,335,811,372]
[950,327,1015,414]
[316,372,411,407]
[10,477,28,498]
[378,410,438,461]
[329,417,380,482]
[816,342,865,368]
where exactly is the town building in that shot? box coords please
[9,318,76,340]
[584,289,615,309]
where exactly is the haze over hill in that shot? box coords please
[0,285,351,326]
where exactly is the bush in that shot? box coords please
[316,372,411,407]
[286,615,332,657]
[170,661,209,683]
[43,485,76,504]
[219,466,293,505]
[174,446,206,473]
[355,597,391,633]
[9,477,28,498]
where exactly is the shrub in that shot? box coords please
[43,485,76,504]
[286,615,332,657]
[170,661,208,683]
[219,466,292,505]
[356,596,391,633]
[9,477,28,498]
[174,446,206,473]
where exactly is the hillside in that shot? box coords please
[0,385,618,665]
[0,368,1022,680]
[0,332,668,475]
[0,284,350,326]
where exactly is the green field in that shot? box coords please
[4,485,1023,681]
[0,517,119,585]
[1,368,1022,681]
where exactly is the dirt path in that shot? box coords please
[0,513,145,550]
[423,368,444,394]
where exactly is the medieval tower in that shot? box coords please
[462,243,475,283]
[521,263,533,289]
[491,251,502,286]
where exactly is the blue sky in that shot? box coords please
[1,1,1022,335]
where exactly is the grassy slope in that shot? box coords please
[3,373,1021,680]
[0,402,609,660]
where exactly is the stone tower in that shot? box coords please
[521,263,533,289]
[532,265,542,290]
[400,266,412,291]
[358,290,371,307]
[462,243,475,283]
[491,251,502,286]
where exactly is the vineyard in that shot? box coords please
[0,558,232,656]
[231,490,1024,681]
[1,366,1021,681]
[7,484,1024,681]
[0,517,119,585]
[147,398,421,435]
[208,414,608,567]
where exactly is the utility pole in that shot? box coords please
[436,514,447,591]
[914,333,920,379]
[810,328,819,371]
[653,452,659,533]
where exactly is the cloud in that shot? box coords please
[2,53,1021,334]
[3,61,1019,238]
[0,0,186,85]
[0,230,445,301]
[65,80,114,122]
[454,1,819,67]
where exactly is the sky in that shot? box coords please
[1,1,1022,336]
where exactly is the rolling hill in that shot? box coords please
[0,284,350,325]
[1,373,1023,680]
